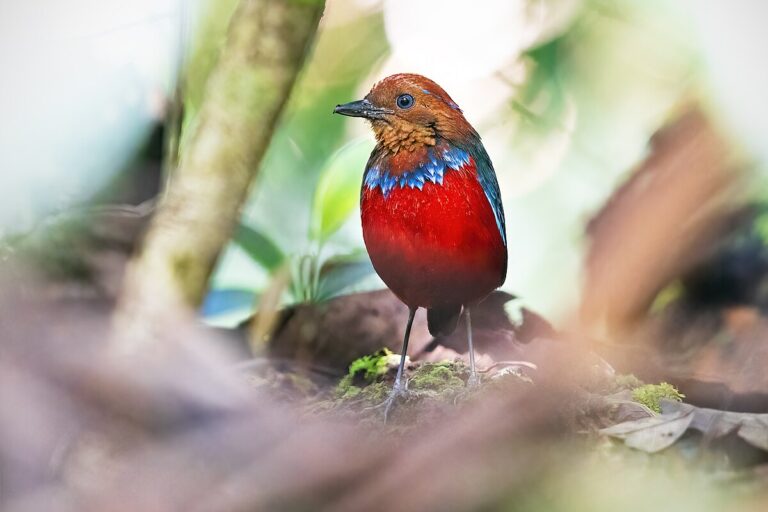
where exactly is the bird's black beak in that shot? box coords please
[333,99,393,120]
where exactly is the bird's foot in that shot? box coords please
[452,372,482,405]
[367,383,408,422]
[466,372,481,389]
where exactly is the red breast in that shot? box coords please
[361,157,507,309]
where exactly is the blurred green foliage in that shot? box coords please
[233,224,285,272]
[509,458,746,512]
[310,138,374,243]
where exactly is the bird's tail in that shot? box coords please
[427,304,463,336]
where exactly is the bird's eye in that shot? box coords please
[396,94,414,110]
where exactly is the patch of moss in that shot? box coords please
[360,381,390,402]
[333,357,475,423]
[348,348,394,382]
[334,349,398,401]
[409,362,466,393]
[632,382,685,413]
[334,375,390,403]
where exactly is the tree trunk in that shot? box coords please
[113,0,325,353]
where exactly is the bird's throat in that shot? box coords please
[373,118,436,154]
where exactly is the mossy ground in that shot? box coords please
[327,351,533,426]
[242,351,765,491]
[244,349,687,436]
[333,358,473,405]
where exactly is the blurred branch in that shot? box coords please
[581,107,746,335]
[113,0,325,352]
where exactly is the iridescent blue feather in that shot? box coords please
[363,144,507,246]
[467,141,507,246]
[364,146,469,196]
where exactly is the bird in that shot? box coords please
[334,73,507,417]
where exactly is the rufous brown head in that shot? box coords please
[334,73,476,153]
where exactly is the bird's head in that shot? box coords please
[334,73,476,153]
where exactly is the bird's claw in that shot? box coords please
[366,384,408,422]
[452,373,482,405]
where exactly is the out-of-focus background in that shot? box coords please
[2,1,768,511]
[7,0,766,323]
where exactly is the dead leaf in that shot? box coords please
[600,408,694,452]
[602,398,768,454]
[662,401,768,451]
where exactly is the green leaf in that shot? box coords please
[514,37,569,135]
[310,138,374,242]
[233,223,285,271]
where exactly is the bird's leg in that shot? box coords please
[380,307,416,421]
[466,307,480,388]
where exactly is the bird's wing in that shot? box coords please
[470,144,507,246]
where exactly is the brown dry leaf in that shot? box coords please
[600,408,694,452]
[663,401,768,451]
[602,399,768,453]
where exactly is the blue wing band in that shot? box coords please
[363,144,506,246]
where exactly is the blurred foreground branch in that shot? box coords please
[581,108,746,335]
[113,0,325,352]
